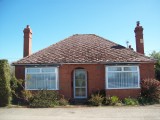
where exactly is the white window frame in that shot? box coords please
[25,67,59,90]
[105,65,140,89]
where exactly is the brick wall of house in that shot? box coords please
[15,63,155,99]
[59,64,105,98]
[15,65,25,80]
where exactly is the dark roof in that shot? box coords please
[13,34,155,65]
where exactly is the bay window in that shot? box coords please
[25,67,58,90]
[106,66,140,89]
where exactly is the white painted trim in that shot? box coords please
[73,69,87,99]
[105,65,140,89]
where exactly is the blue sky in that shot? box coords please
[0,0,160,62]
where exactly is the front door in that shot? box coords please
[74,69,87,98]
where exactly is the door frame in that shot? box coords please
[73,69,87,99]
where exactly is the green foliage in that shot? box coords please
[89,93,104,106]
[138,97,151,105]
[149,51,160,80]
[141,78,160,104]
[105,96,122,106]
[123,97,139,105]
[0,60,12,106]
[10,76,31,105]
[10,76,19,104]
[110,96,121,105]
[29,90,59,108]
[58,98,69,106]
[10,76,68,107]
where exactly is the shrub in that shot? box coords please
[58,98,69,106]
[0,60,12,106]
[93,89,106,97]
[141,78,160,103]
[10,76,21,104]
[89,93,104,106]
[29,90,59,108]
[123,97,139,105]
[138,97,150,105]
[105,96,122,106]
[10,76,32,105]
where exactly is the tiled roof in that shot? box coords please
[13,34,155,65]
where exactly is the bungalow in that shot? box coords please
[13,22,155,99]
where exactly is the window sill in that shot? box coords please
[25,89,59,90]
[106,87,140,90]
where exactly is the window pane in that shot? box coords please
[124,67,137,71]
[48,74,56,89]
[108,67,122,71]
[42,68,55,73]
[26,74,36,89]
[37,74,45,89]
[107,66,139,89]
[27,68,40,73]
[25,67,58,90]
[75,88,86,96]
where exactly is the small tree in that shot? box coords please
[150,51,160,80]
[141,78,160,103]
[0,60,12,106]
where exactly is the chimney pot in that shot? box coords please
[137,21,140,26]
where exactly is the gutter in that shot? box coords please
[12,61,156,66]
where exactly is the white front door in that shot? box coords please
[74,69,87,98]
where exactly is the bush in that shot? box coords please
[141,78,160,103]
[123,97,139,105]
[0,60,12,106]
[105,96,122,106]
[58,98,69,106]
[10,76,32,105]
[29,90,59,108]
[89,93,104,106]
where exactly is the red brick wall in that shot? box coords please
[106,89,141,99]
[59,64,105,98]
[139,63,155,80]
[15,66,25,80]
[15,63,155,99]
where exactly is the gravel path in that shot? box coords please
[0,105,160,120]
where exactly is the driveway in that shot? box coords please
[0,105,160,120]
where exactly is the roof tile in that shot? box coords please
[13,34,155,65]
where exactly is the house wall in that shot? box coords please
[15,65,25,80]
[15,63,155,99]
[59,64,105,98]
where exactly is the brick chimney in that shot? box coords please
[23,25,32,57]
[134,21,144,54]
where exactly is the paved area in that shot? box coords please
[0,105,160,120]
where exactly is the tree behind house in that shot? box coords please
[0,60,11,106]
[150,51,160,80]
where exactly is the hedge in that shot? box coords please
[0,60,11,106]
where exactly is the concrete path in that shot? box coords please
[0,105,160,120]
